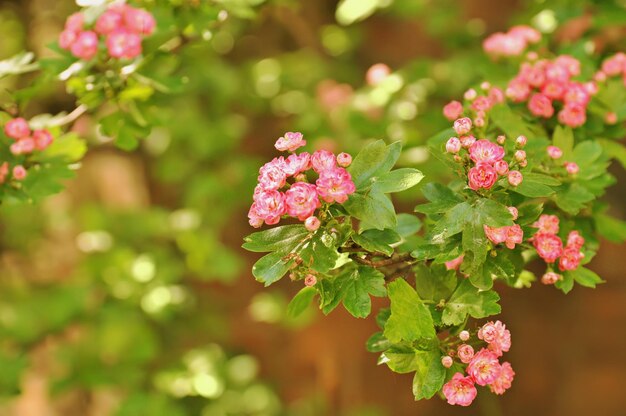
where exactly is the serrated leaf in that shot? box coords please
[414,264,457,302]
[412,350,446,400]
[384,279,435,343]
[352,228,401,256]
[554,183,595,215]
[374,168,424,194]
[299,230,340,273]
[595,212,626,243]
[570,267,604,288]
[348,140,401,190]
[341,266,387,318]
[243,225,309,252]
[344,190,396,230]
[251,252,295,287]
[441,280,501,326]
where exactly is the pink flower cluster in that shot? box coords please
[442,321,514,406]
[59,4,155,61]
[598,53,626,86]
[531,215,586,277]
[484,220,523,250]
[4,117,54,156]
[248,132,355,228]
[506,55,597,127]
[483,25,541,57]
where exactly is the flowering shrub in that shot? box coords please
[244,25,626,406]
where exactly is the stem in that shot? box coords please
[50,104,88,127]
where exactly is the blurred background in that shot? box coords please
[0,0,625,415]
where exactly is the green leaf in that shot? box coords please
[473,253,516,290]
[242,225,309,252]
[287,287,317,318]
[555,272,574,294]
[394,213,422,238]
[344,190,396,230]
[415,183,462,215]
[442,280,501,326]
[595,212,626,243]
[431,202,472,240]
[473,198,515,227]
[336,0,379,25]
[383,279,436,343]
[366,331,391,353]
[374,168,424,194]
[554,183,595,215]
[552,125,574,160]
[251,252,295,287]
[348,140,401,190]
[414,264,457,302]
[299,230,340,273]
[598,138,626,169]
[570,267,604,288]
[490,103,534,139]
[341,266,387,318]
[412,350,446,400]
[382,345,422,373]
[39,132,86,162]
[352,228,401,256]
[512,173,560,197]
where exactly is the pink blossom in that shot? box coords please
[446,137,461,154]
[106,29,142,59]
[489,87,505,104]
[458,344,475,364]
[253,190,286,225]
[567,231,585,250]
[506,78,531,102]
[563,83,591,106]
[453,117,472,135]
[459,330,470,341]
[283,152,311,176]
[469,140,505,164]
[489,362,515,395]
[564,161,579,175]
[460,135,476,148]
[316,167,355,204]
[547,146,563,159]
[484,225,508,245]
[471,96,492,112]
[508,206,519,221]
[304,216,320,231]
[441,356,453,368]
[494,160,509,175]
[558,104,586,127]
[33,130,53,150]
[59,30,77,50]
[442,373,477,407]
[605,112,618,125]
[443,100,464,121]
[304,274,317,286]
[533,214,560,234]
[124,7,156,35]
[95,10,124,35]
[514,150,526,162]
[467,349,502,386]
[285,182,320,221]
[464,88,477,101]
[509,25,541,43]
[311,150,337,173]
[65,12,84,32]
[541,272,562,285]
[601,53,626,77]
[366,63,391,86]
[71,31,99,60]
[505,224,523,249]
[478,321,511,356]
[507,170,523,186]
[474,117,485,128]
[528,93,554,118]
[468,162,498,191]
[483,32,526,57]
[555,55,581,77]
[248,203,264,228]
[336,152,352,167]
[12,165,27,180]
[275,131,306,152]
[533,233,563,263]
[542,81,566,100]
[258,158,287,190]
[10,138,35,155]
[496,135,506,145]
[4,118,30,139]
[558,246,583,271]
[0,162,8,184]
[515,135,527,147]
[445,254,464,271]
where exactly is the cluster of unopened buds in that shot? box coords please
[248,132,356,229]
[442,81,504,127]
[59,3,155,61]
[445,118,525,191]
[482,25,541,57]
[530,214,586,284]
[2,117,56,182]
[441,321,515,406]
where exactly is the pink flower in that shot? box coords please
[567,231,585,250]
[547,145,563,159]
[33,130,53,150]
[541,271,562,285]
[283,152,311,176]
[0,162,8,184]
[458,344,475,364]
[558,246,583,271]
[59,30,77,50]
[464,88,477,101]
[443,100,464,121]
[533,233,564,263]
[489,362,515,395]
[453,117,472,135]
[71,31,99,60]
[494,160,509,175]
[304,274,317,287]
[555,55,581,77]
[528,93,554,118]
[12,165,27,180]
[468,162,498,191]
[459,330,470,341]
[488,87,505,104]
[469,140,505,164]
[484,225,508,245]
[533,214,559,234]
[471,96,492,112]
[446,137,461,153]
[442,373,477,407]
[441,356,454,368]
[460,135,476,148]
[10,138,35,155]
[311,150,337,173]
[508,206,519,221]
[467,349,502,386]
[564,161,579,175]
[4,118,30,140]
[316,167,355,204]
[563,83,591,106]
[65,12,84,32]
[509,25,541,43]
[605,112,618,125]
[515,135,527,147]
[506,78,531,102]
[248,203,264,228]
[124,7,156,35]
[558,104,586,128]
[336,152,352,167]
[542,81,566,100]
[106,29,142,59]
[505,224,523,249]
[253,190,286,225]
[285,182,321,221]
[445,254,464,271]
[258,158,287,190]
[95,10,124,35]
[304,216,321,231]
[601,53,626,77]
[478,321,511,356]
[275,131,306,152]
[507,170,523,186]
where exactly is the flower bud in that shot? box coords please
[441,356,453,368]
[304,274,317,287]
[459,330,470,341]
[605,112,618,125]
[508,170,523,186]
[12,165,27,180]
[496,135,506,145]
[514,150,526,162]
[507,206,519,221]
[494,160,509,175]
[305,216,321,231]
[464,88,477,101]
[515,135,527,147]
[541,272,561,285]
[453,118,472,135]
[547,146,562,159]
[336,152,352,167]
[564,162,579,175]
[446,137,461,153]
